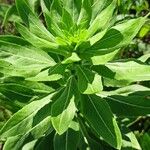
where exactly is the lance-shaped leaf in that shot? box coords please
[106,60,150,82]
[76,66,103,94]
[0,94,53,140]
[90,0,113,21]
[16,0,55,42]
[16,23,69,56]
[54,128,80,150]
[0,35,30,46]
[91,49,119,65]
[81,95,122,149]
[27,69,62,82]
[51,77,77,135]
[112,17,147,47]
[0,77,54,97]
[0,83,35,103]
[105,91,150,117]
[3,117,53,150]
[99,84,150,97]
[0,40,56,77]
[84,17,146,56]
[87,0,116,38]
[41,0,65,38]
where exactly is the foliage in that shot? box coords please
[0,0,150,150]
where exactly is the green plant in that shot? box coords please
[0,0,150,149]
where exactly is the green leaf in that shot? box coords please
[106,60,150,82]
[86,29,123,53]
[15,23,68,56]
[27,69,62,82]
[112,17,146,47]
[1,77,54,97]
[99,84,150,97]
[138,53,150,62]
[0,83,35,103]
[62,53,81,64]
[0,35,30,46]
[122,131,141,150]
[91,49,119,65]
[92,65,115,79]
[103,78,130,87]
[81,95,122,149]
[41,0,65,38]
[105,92,150,117]
[0,40,56,77]
[22,140,38,150]
[49,63,68,76]
[16,0,55,42]
[87,0,116,38]
[51,77,77,134]
[76,66,103,94]
[0,94,53,140]
[139,133,150,150]
[3,117,53,150]
[84,17,146,57]
[54,128,80,150]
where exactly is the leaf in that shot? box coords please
[49,63,68,76]
[77,0,92,28]
[76,66,103,94]
[99,84,150,97]
[62,53,81,64]
[3,117,53,150]
[84,17,146,57]
[51,77,77,134]
[54,128,80,150]
[112,17,146,47]
[139,133,150,150]
[0,40,56,77]
[41,0,65,37]
[0,83,35,102]
[106,60,150,82]
[105,92,150,117]
[16,0,55,42]
[0,35,30,46]
[87,0,116,38]
[81,95,122,149]
[87,29,123,51]
[92,65,115,79]
[90,0,113,21]
[103,78,130,87]
[122,132,141,150]
[0,94,53,140]
[22,140,38,150]
[15,23,68,56]
[27,69,62,82]
[138,53,150,62]
[91,49,119,65]
[1,77,54,97]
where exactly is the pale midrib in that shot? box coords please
[21,2,55,42]
[1,49,52,65]
[88,95,115,139]
[49,64,61,75]
[78,66,95,93]
[107,96,150,109]
[0,88,33,98]
[65,130,69,150]
[58,77,72,131]
[0,99,50,136]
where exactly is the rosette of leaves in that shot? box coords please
[0,0,150,150]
